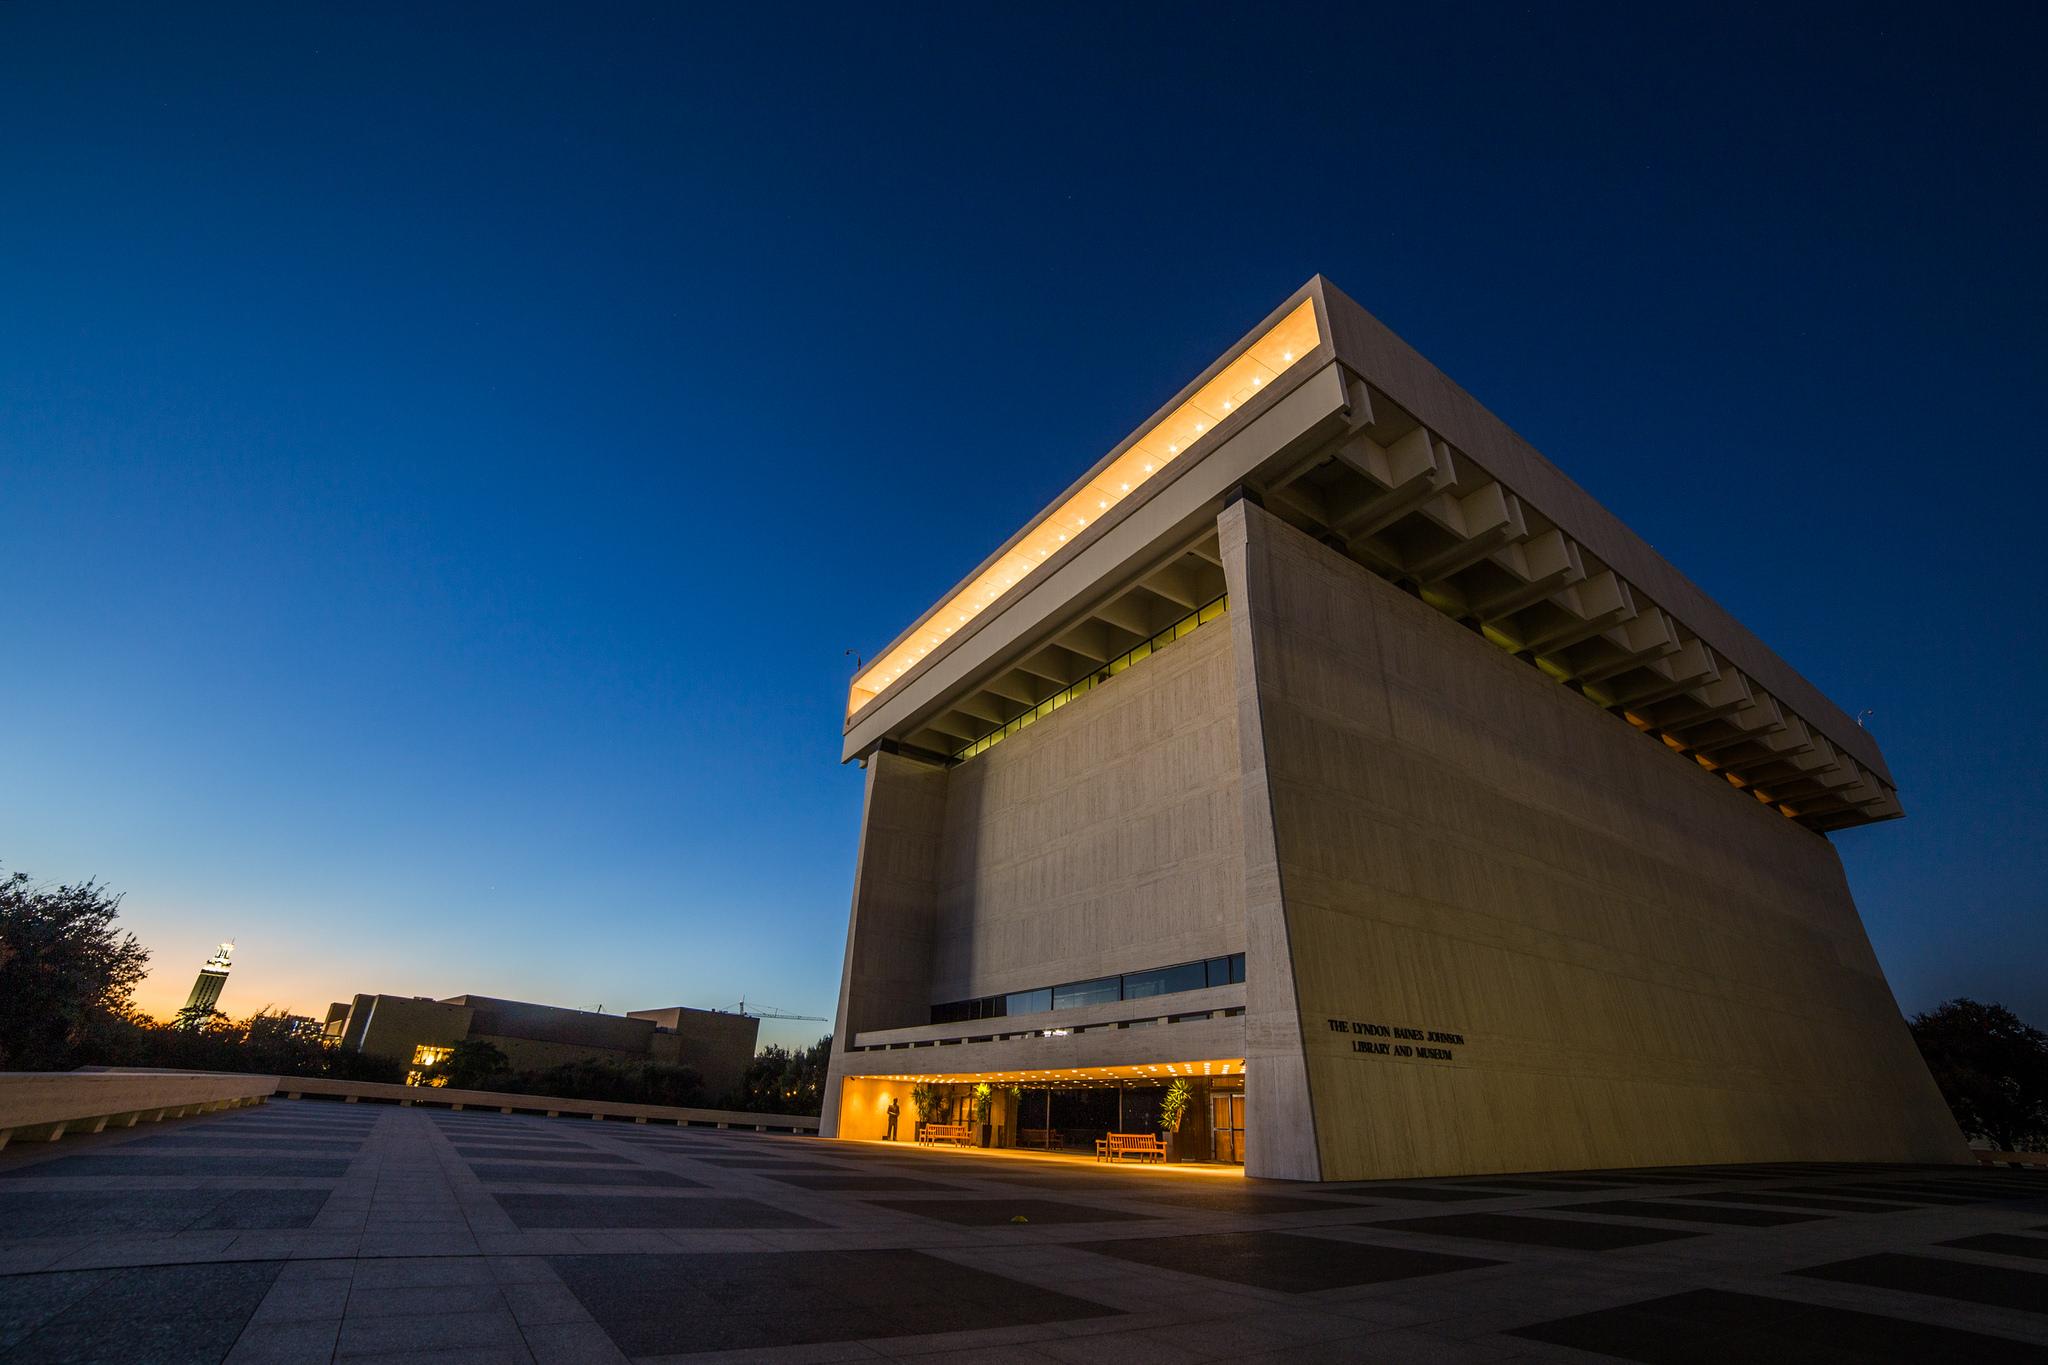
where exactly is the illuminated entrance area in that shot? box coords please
[837,1060,1246,1165]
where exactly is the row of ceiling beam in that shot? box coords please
[1254,373,1898,833]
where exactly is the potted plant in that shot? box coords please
[910,1082,940,1143]
[1158,1078,1192,1161]
[973,1082,994,1147]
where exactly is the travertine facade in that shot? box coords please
[823,278,1966,1179]
[929,617,1244,1003]
[1224,500,1960,1178]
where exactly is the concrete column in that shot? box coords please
[1220,499,1324,1181]
[820,749,950,1137]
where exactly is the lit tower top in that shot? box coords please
[182,941,234,1015]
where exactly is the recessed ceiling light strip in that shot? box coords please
[847,298,1320,718]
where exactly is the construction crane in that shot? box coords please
[722,999,827,1021]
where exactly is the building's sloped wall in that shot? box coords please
[349,996,472,1061]
[929,615,1246,1002]
[452,996,655,1052]
[1230,502,1967,1180]
[820,750,950,1135]
[834,752,952,1038]
[645,1011,760,1100]
[467,1034,645,1074]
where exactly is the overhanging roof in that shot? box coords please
[842,278,1899,834]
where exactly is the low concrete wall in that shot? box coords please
[0,1070,277,1149]
[275,1075,820,1133]
[1976,1150,2048,1169]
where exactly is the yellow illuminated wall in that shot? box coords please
[847,298,1322,719]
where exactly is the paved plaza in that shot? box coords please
[0,1100,2044,1363]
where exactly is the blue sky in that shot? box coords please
[2,4,2042,1046]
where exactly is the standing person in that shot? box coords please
[885,1097,900,1141]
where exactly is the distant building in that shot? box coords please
[322,993,760,1098]
[180,942,234,1017]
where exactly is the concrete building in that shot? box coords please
[323,994,759,1098]
[822,277,1968,1181]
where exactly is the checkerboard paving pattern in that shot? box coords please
[0,1099,2042,1362]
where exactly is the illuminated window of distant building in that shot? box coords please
[407,1043,452,1087]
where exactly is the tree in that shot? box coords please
[174,1005,232,1033]
[725,1035,832,1115]
[516,1056,704,1107]
[427,1039,512,1091]
[1910,998,2048,1152]
[0,867,151,1070]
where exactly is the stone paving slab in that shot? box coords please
[1325,1184,1510,1201]
[1,1153,352,1180]
[1068,1230,1502,1293]
[756,1174,965,1192]
[1368,1211,1705,1250]
[0,1101,2042,1361]
[1510,1286,2048,1363]
[454,1146,630,1163]
[549,1248,1121,1356]
[863,1198,1160,1227]
[1552,1198,1829,1227]
[1794,1251,2048,1312]
[0,1188,332,1237]
[472,1164,703,1188]
[1678,1190,1919,1214]
[1111,1190,1376,1215]
[494,1192,829,1230]
[1943,1233,2048,1261]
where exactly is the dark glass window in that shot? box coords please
[1004,987,1052,1016]
[1052,976,1121,1010]
[953,595,1227,762]
[1205,954,1247,988]
[1122,969,1164,1000]
[1124,961,1206,999]
[934,952,1244,1025]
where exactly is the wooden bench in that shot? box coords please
[1019,1128,1065,1149]
[918,1122,974,1146]
[1098,1132,1167,1163]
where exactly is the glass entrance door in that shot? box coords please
[1210,1090,1244,1164]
